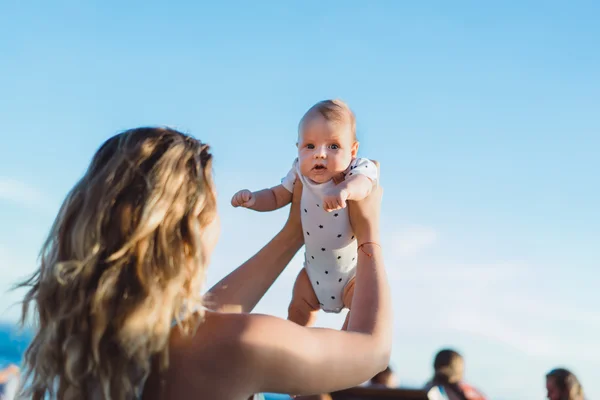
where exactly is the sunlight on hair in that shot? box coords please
[15,127,218,400]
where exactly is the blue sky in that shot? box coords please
[0,1,598,399]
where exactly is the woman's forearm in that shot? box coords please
[345,161,390,353]
[346,240,392,360]
[205,227,303,313]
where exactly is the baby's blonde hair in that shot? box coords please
[16,127,217,400]
[299,99,357,141]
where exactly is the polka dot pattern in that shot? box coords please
[280,156,377,313]
[301,197,359,312]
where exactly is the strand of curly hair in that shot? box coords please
[15,128,217,400]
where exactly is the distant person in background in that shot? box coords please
[0,364,19,400]
[368,365,397,388]
[424,349,487,400]
[546,368,585,400]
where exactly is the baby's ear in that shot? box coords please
[351,141,359,158]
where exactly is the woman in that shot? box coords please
[17,127,391,400]
[424,349,486,400]
[546,368,585,400]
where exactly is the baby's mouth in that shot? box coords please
[313,164,327,171]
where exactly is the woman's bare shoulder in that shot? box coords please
[171,311,251,360]
[144,312,258,400]
[161,309,387,397]
[169,311,311,386]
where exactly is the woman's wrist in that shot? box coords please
[355,228,380,246]
[279,222,304,248]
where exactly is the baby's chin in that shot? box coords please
[305,169,341,184]
[308,174,332,184]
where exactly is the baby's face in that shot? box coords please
[297,115,358,184]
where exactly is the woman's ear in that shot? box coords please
[351,141,359,158]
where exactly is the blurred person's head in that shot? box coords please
[546,368,584,400]
[369,365,397,388]
[432,349,464,384]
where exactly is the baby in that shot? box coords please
[231,99,378,327]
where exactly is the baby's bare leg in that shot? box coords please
[288,268,320,327]
[341,277,356,331]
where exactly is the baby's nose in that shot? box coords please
[314,146,327,158]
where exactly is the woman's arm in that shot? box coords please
[205,181,304,313]
[217,169,393,396]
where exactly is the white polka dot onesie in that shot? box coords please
[281,157,378,313]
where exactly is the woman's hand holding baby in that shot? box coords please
[231,189,256,208]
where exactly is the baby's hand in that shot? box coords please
[231,189,256,208]
[322,187,349,212]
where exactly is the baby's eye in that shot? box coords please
[330,144,340,150]
[307,144,315,149]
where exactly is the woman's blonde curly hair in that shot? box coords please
[16,127,217,400]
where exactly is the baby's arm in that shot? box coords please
[232,160,298,211]
[322,175,372,212]
[323,159,378,211]
[231,185,292,212]
[340,175,374,202]
[342,158,379,201]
